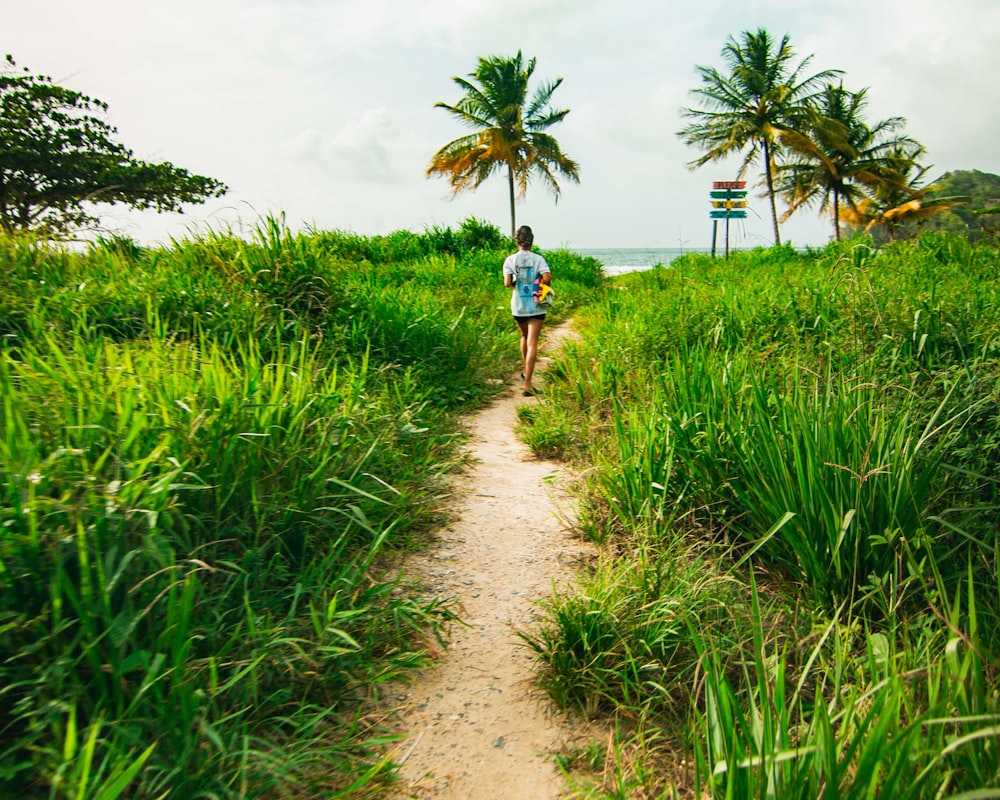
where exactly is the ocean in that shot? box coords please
[574,247,709,275]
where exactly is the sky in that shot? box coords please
[6,0,999,250]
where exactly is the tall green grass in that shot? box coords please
[1,333,438,797]
[0,217,603,798]
[521,233,1000,797]
[692,571,999,800]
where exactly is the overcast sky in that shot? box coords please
[7,0,998,250]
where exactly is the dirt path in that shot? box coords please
[382,322,596,799]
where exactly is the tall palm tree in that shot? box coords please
[778,84,922,241]
[427,51,580,238]
[678,29,841,246]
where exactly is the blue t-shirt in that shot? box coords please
[503,250,551,316]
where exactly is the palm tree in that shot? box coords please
[778,84,922,241]
[678,28,841,246]
[427,51,580,238]
[839,156,968,242]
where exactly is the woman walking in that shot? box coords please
[503,225,551,397]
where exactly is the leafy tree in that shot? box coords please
[427,51,580,238]
[678,29,841,246]
[0,55,226,236]
[778,83,922,241]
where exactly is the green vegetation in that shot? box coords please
[427,51,580,238]
[0,55,226,236]
[900,169,1000,241]
[0,217,601,798]
[7,33,998,799]
[519,233,1000,798]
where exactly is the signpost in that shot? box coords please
[709,181,747,258]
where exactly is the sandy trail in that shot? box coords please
[382,323,595,799]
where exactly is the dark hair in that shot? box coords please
[515,225,534,248]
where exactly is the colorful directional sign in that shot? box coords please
[710,210,747,219]
[709,180,748,219]
[710,190,749,200]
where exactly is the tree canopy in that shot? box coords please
[427,51,579,238]
[0,55,227,236]
[836,158,968,242]
[778,84,922,241]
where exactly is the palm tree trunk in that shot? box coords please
[507,165,516,238]
[763,140,782,247]
[833,189,841,241]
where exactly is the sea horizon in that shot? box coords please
[572,243,826,274]
[573,247,709,274]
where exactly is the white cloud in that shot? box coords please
[280,108,400,182]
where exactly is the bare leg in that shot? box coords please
[517,320,529,370]
[517,317,544,392]
[515,319,529,377]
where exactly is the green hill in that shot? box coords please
[913,168,1000,239]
